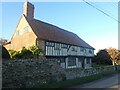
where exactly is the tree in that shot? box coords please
[8,47,33,59]
[8,46,44,59]
[8,49,21,59]
[20,47,33,59]
[29,46,44,58]
[93,49,112,65]
[106,48,120,66]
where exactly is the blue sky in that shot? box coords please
[1,2,118,53]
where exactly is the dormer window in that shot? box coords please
[24,26,29,33]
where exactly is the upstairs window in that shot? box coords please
[24,26,29,33]
[71,46,77,52]
[80,47,84,52]
[16,30,20,36]
[89,50,92,54]
[55,43,60,50]
[61,44,68,48]
[46,41,54,47]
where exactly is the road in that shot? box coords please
[71,73,120,88]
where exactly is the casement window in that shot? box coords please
[68,57,76,66]
[55,43,60,50]
[61,44,68,48]
[80,47,84,52]
[46,41,54,47]
[89,50,92,54]
[16,30,20,36]
[86,58,91,64]
[78,57,84,62]
[46,42,49,46]
[24,26,29,33]
[71,46,77,52]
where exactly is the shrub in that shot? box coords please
[29,46,44,58]
[8,50,21,59]
[8,46,44,59]
[20,47,33,59]
[8,47,33,59]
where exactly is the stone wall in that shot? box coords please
[2,59,65,88]
[65,65,119,80]
[2,59,120,88]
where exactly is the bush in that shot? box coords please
[93,49,112,65]
[20,47,33,59]
[29,46,44,58]
[8,46,44,59]
[8,50,21,59]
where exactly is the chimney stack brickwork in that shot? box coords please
[23,1,34,18]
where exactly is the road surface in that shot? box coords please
[71,73,120,88]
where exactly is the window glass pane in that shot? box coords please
[80,47,84,52]
[24,26,29,33]
[86,58,90,64]
[89,50,92,54]
[68,57,76,66]
[16,30,20,36]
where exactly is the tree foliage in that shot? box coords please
[93,48,120,65]
[20,47,33,59]
[106,48,120,65]
[8,50,21,59]
[93,49,112,65]
[29,46,44,58]
[8,46,44,59]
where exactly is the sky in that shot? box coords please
[1,1,118,53]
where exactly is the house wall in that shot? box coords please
[84,58,92,69]
[45,41,94,69]
[4,16,37,51]
[45,41,94,57]
[3,43,11,50]
[36,39,45,51]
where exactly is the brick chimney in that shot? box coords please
[23,1,34,18]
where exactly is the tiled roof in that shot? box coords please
[25,16,94,49]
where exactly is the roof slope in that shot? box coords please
[25,16,94,49]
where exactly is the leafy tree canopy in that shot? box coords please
[8,46,44,59]
[93,48,120,66]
